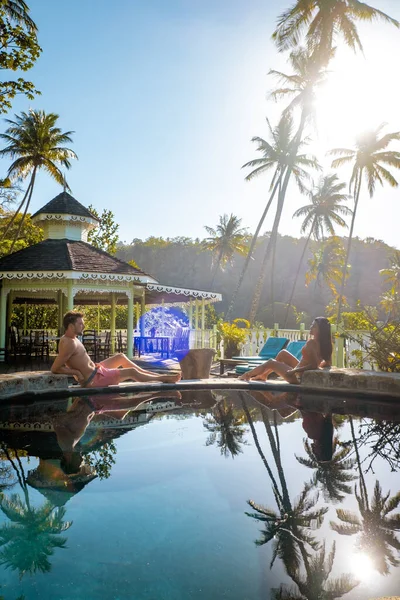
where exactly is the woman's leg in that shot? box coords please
[239,351,298,381]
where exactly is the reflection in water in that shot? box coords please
[0,388,398,597]
[203,397,249,458]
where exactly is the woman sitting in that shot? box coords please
[239,317,332,384]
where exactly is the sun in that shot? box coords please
[313,47,399,151]
[350,552,374,582]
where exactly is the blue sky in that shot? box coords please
[1,0,399,248]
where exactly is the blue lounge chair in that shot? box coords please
[235,339,306,375]
[232,336,289,361]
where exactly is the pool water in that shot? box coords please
[0,388,398,600]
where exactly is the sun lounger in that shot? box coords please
[232,336,289,361]
[235,339,306,375]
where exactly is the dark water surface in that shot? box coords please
[0,388,398,600]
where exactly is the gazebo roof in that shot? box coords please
[0,238,153,278]
[31,191,100,221]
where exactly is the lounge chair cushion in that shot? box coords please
[234,339,307,375]
[232,336,288,361]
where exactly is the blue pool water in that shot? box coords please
[0,388,398,599]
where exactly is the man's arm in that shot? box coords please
[51,338,85,383]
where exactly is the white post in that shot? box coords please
[189,299,193,329]
[127,289,134,359]
[7,291,13,332]
[0,287,8,356]
[24,301,28,332]
[57,291,63,333]
[201,298,205,347]
[195,299,199,347]
[140,291,146,336]
[111,293,116,354]
[161,298,165,336]
[67,280,74,311]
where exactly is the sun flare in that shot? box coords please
[350,552,374,582]
[313,48,398,150]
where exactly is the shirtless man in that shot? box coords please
[51,311,181,388]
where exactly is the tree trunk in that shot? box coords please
[210,247,224,288]
[225,170,283,321]
[336,169,363,323]
[8,167,37,254]
[283,224,315,327]
[1,177,33,240]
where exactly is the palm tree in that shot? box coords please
[272,0,399,65]
[295,437,356,503]
[330,124,400,321]
[284,174,351,325]
[272,541,359,600]
[226,114,303,320]
[380,250,400,294]
[203,213,249,287]
[0,109,77,253]
[1,0,38,32]
[305,236,347,299]
[203,399,249,458]
[248,50,324,324]
[0,493,72,577]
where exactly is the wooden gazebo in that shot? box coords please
[0,192,222,359]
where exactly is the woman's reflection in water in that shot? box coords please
[244,390,334,461]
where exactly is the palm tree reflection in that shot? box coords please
[203,398,249,458]
[272,541,358,600]
[296,437,356,503]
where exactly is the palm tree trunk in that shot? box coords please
[283,224,315,327]
[225,170,283,321]
[210,247,224,288]
[0,177,33,240]
[240,394,284,505]
[249,111,308,324]
[336,169,363,323]
[249,179,284,323]
[8,167,37,254]
[349,416,369,510]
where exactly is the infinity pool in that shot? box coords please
[0,388,398,600]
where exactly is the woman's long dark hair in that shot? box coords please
[314,317,332,361]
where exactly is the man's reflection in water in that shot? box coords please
[26,391,182,501]
[244,390,334,461]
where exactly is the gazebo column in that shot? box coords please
[161,298,165,336]
[188,299,193,329]
[23,301,27,332]
[57,290,63,333]
[0,287,9,355]
[127,288,134,359]
[111,293,116,354]
[140,291,145,336]
[201,298,205,347]
[194,299,199,348]
[67,281,74,311]
[7,291,14,331]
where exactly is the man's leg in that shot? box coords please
[118,366,181,384]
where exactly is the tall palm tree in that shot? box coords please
[226,114,302,320]
[0,109,78,253]
[284,174,351,325]
[203,399,249,458]
[248,50,324,324]
[295,437,356,503]
[203,213,249,287]
[330,124,400,321]
[1,0,37,32]
[272,0,399,65]
[272,541,359,600]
